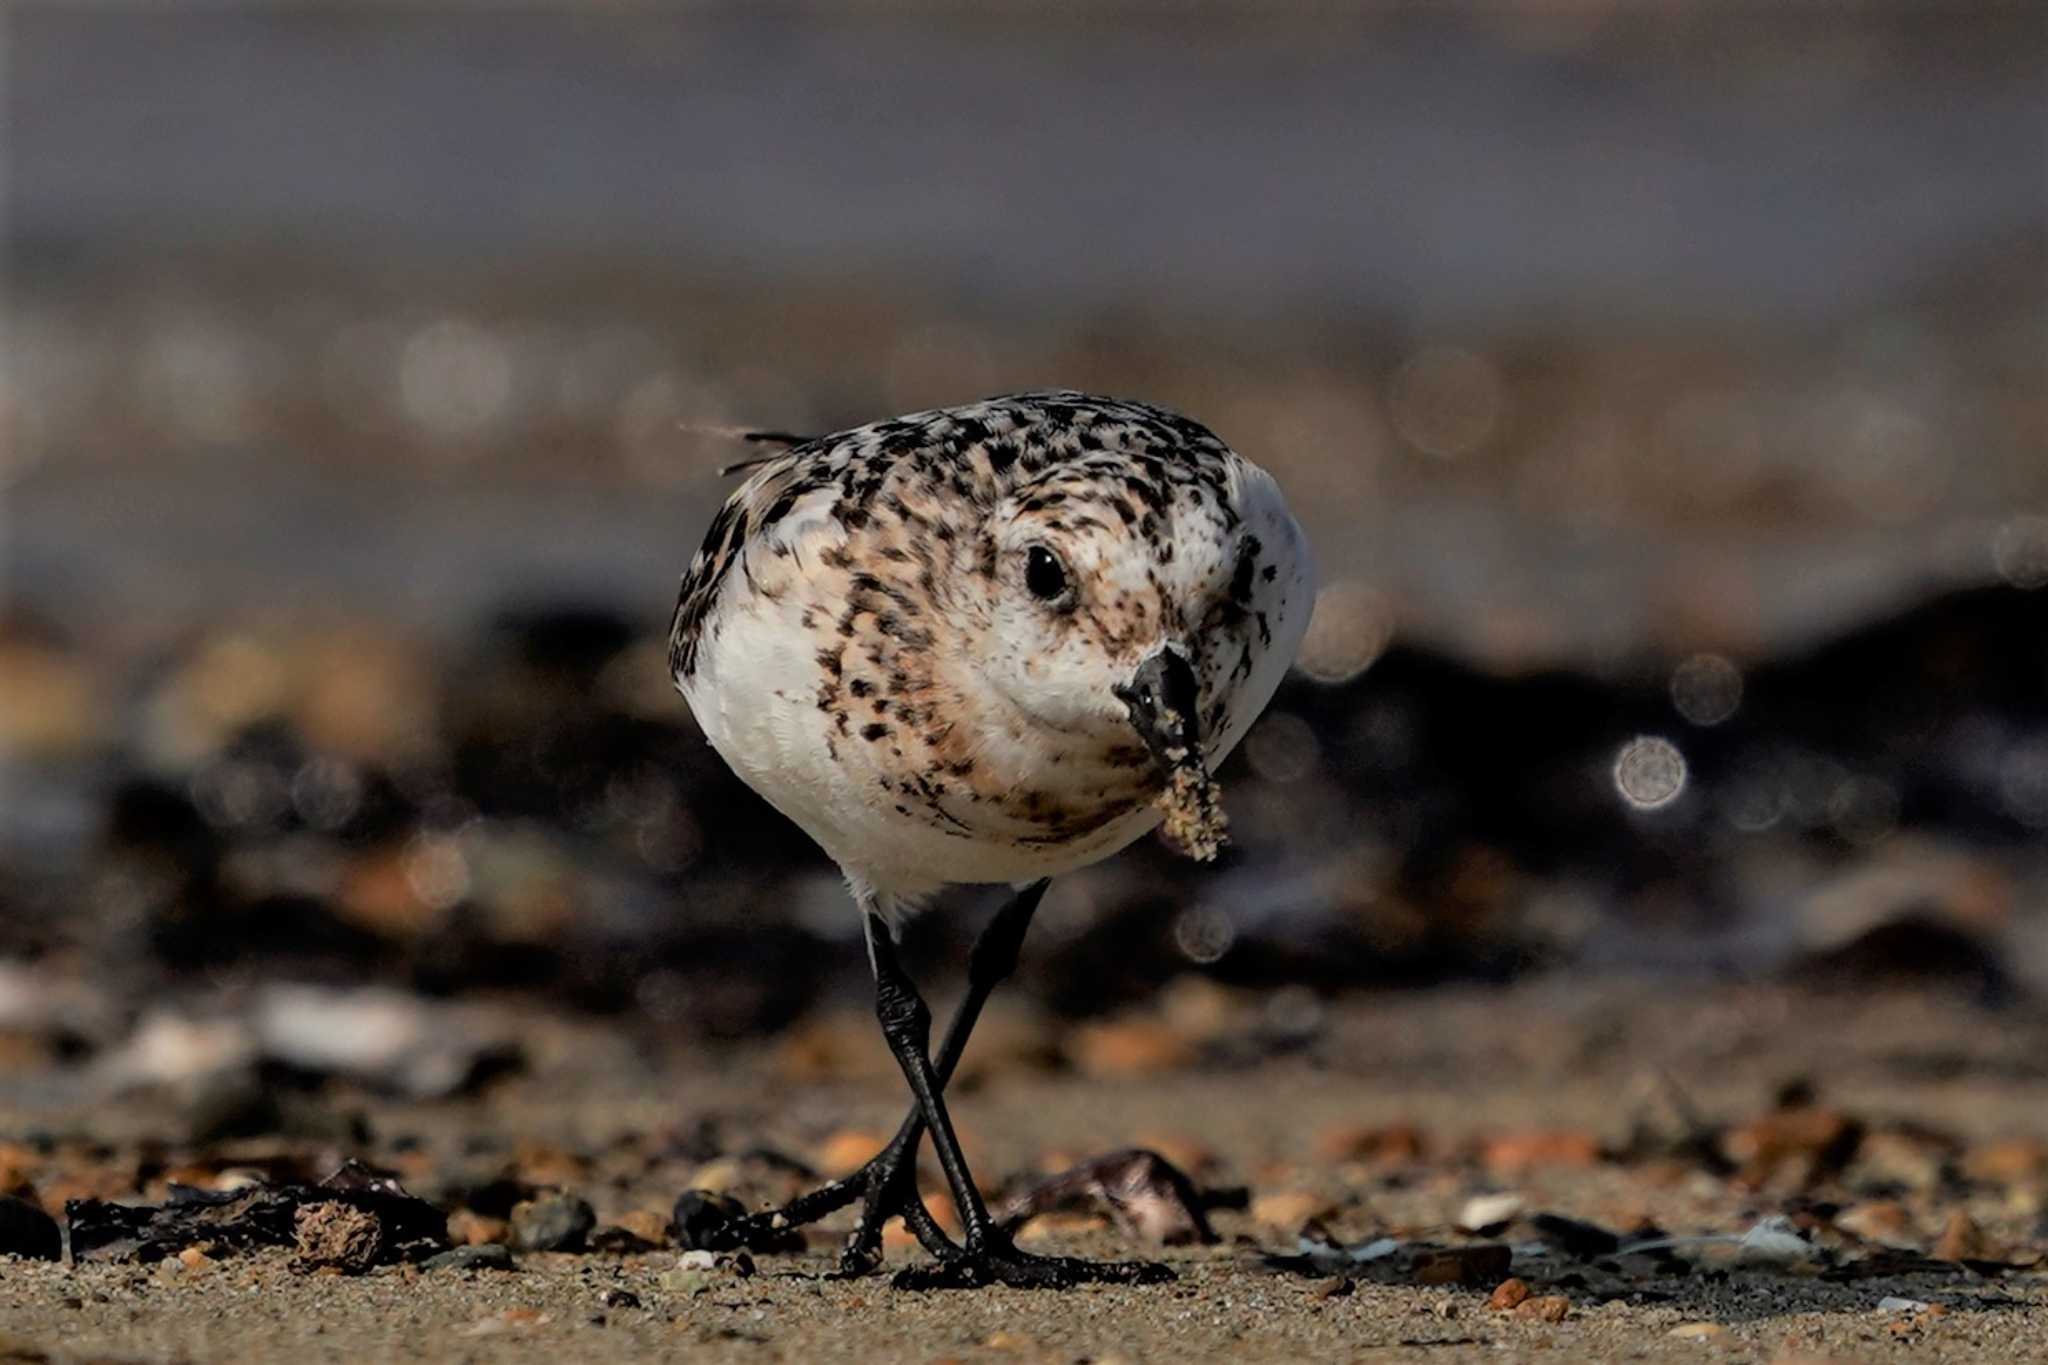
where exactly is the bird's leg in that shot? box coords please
[835,879,1050,1272]
[683,882,1051,1269]
[866,905,1174,1291]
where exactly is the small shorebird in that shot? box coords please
[669,391,1313,1287]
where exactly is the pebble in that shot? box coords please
[1963,1138,2048,1186]
[1413,1244,1512,1287]
[1486,1277,1530,1310]
[0,1195,62,1261]
[588,1224,663,1254]
[599,1287,642,1309]
[1668,1321,1727,1339]
[1721,1107,1858,1184]
[1931,1210,1991,1262]
[1833,1200,1912,1247]
[1250,1190,1333,1231]
[671,1189,746,1250]
[1479,1131,1601,1174]
[422,1244,516,1273]
[614,1208,672,1246]
[812,1130,888,1178]
[292,1201,384,1275]
[1514,1294,1571,1323]
[658,1267,713,1296]
[1314,1123,1427,1166]
[445,1210,509,1247]
[1458,1192,1524,1234]
[1065,1018,1196,1077]
[510,1192,596,1253]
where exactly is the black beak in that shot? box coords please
[1113,646,1205,777]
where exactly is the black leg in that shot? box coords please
[837,879,1051,1268]
[683,882,1052,1270]
[867,910,1000,1244]
[866,906,1175,1291]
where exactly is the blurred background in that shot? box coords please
[2,2,2045,1103]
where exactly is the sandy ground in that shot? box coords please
[2,980,2046,1363]
[3,1247,2044,1365]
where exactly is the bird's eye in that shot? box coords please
[1024,545,1069,602]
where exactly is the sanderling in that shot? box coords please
[669,390,1314,1288]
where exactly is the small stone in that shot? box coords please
[1250,1190,1333,1231]
[615,1209,672,1247]
[1487,1277,1530,1311]
[676,1248,717,1270]
[176,1245,213,1273]
[599,1288,642,1309]
[1834,1200,1912,1248]
[1963,1138,2048,1186]
[1458,1193,1524,1234]
[589,1224,663,1255]
[1308,1275,1354,1299]
[1315,1123,1427,1166]
[1066,1018,1196,1077]
[0,1195,61,1261]
[671,1189,747,1251]
[446,1210,509,1247]
[1722,1108,1859,1185]
[422,1244,516,1273]
[1431,1298,1459,1320]
[1850,1130,1950,1192]
[813,1131,888,1179]
[1876,1296,1931,1313]
[1668,1322,1727,1339]
[1414,1244,1513,1287]
[1931,1211,1991,1262]
[1514,1294,1570,1323]
[658,1267,713,1296]
[510,1192,596,1253]
[1479,1131,1601,1174]
[292,1201,384,1275]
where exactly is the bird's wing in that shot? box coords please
[668,443,830,682]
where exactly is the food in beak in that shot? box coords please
[1113,647,1229,861]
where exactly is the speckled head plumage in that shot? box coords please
[669,390,1314,905]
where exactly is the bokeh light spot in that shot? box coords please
[399,319,515,442]
[1297,580,1395,685]
[1245,711,1319,784]
[1670,653,1744,727]
[1992,515,2048,590]
[1387,345,1502,460]
[1172,905,1235,965]
[1613,736,1687,810]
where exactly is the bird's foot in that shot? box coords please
[671,1189,810,1256]
[675,1136,942,1271]
[891,1239,1174,1291]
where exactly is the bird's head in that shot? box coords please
[965,458,1312,811]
